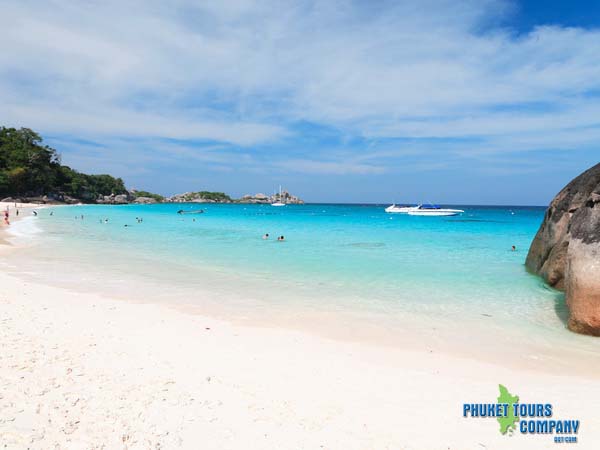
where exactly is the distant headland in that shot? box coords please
[0,127,303,205]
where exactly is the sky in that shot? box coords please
[1,0,600,205]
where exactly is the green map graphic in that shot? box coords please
[497,384,519,435]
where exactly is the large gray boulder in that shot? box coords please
[96,193,131,204]
[113,194,129,204]
[526,163,600,335]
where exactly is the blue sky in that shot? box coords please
[2,0,600,205]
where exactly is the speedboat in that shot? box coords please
[407,204,464,216]
[384,204,417,213]
[177,209,204,214]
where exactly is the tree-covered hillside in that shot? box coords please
[132,190,165,202]
[0,127,127,201]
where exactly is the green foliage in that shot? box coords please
[191,191,232,201]
[0,126,127,201]
[0,127,59,196]
[0,170,8,194]
[133,190,164,201]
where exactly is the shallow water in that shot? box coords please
[4,203,599,372]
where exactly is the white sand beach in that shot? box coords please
[1,208,599,449]
[0,202,42,244]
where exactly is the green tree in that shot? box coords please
[133,190,164,201]
[0,127,60,195]
[0,126,130,201]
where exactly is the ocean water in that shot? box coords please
[5,203,599,368]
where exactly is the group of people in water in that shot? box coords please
[262,233,285,241]
[1,203,22,226]
[1,204,23,224]
[4,207,521,255]
[98,216,143,226]
[3,205,37,225]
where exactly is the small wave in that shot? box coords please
[5,216,43,240]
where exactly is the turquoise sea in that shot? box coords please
[6,203,599,369]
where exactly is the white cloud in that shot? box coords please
[273,159,386,175]
[1,0,600,161]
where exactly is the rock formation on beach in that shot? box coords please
[526,163,600,335]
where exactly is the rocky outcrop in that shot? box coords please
[165,190,306,204]
[166,192,232,203]
[1,194,80,204]
[239,190,304,204]
[239,193,269,203]
[526,163,600,335]
[3,191,160,205]
[132,196,158,204]
[96,193,131,204]
[18,189,305,206]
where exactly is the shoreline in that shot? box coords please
[0,201,45,245]
[2,209,600,379]
[2,269,600,448]
[2,206,600,448]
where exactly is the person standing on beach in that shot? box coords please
[3,209,9,226]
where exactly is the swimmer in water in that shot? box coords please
[511,245,516,251]
[277,235,285,241]
[263,233,269,239]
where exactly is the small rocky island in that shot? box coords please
[526,163,600,335]
[239,190,304,204]
[136,190,304,205]
[11,189,305,205]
